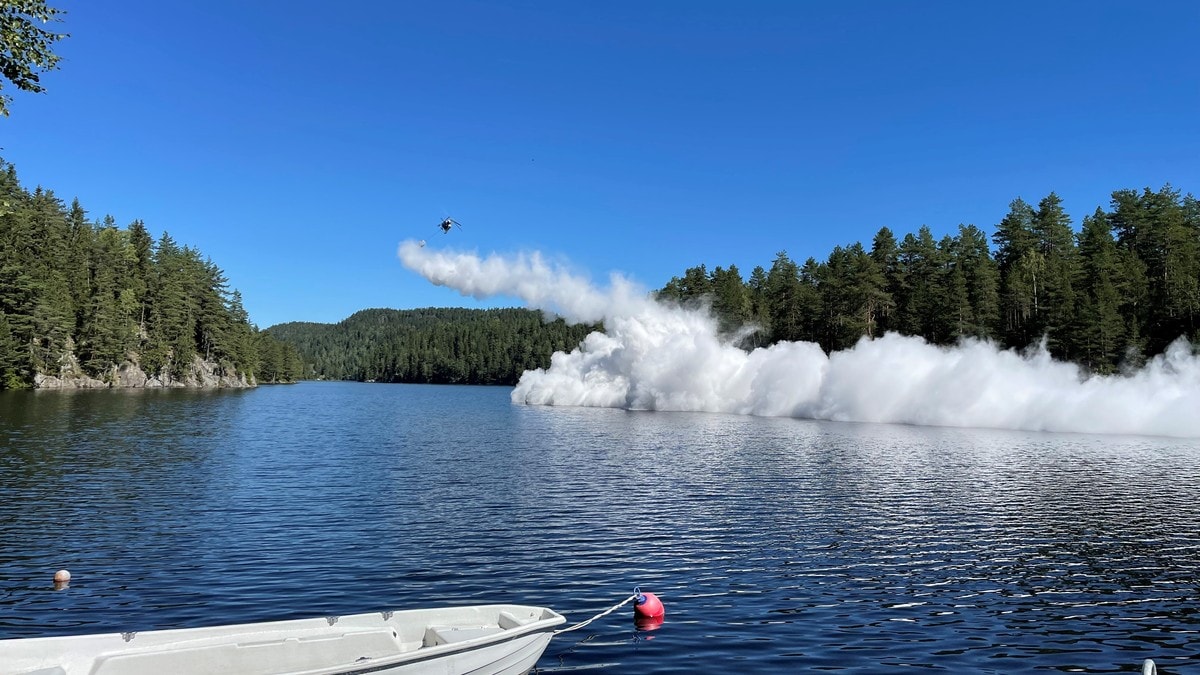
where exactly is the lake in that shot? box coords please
[1,382,1198,673]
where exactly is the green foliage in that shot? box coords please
[0,156,282,388]
[7,146,1196,386]
[254,329,303,384]
[656,185,1200,374]
[763,251,815,344]
[1032,193,1080,356]
[709,265,752,336]
[950,224,1000,339]
[267,308,598,386]
[869,227,900,335]
[658,264,712,303]
[659,263,753,338]
[894,227,949,342]
[0,0,68,117]
[1075,209,1126,372]
[744,265,771,348]
[0,155,577,389]
[0,309,25,387]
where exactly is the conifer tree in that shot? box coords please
[1160,189,1200,343]
[127,219,154,329]
[78,225,135,373]
[818,243,888,350]
[953,224,1000,339]
[0,310,22,388]
[0,195,37,375]
[709,264,752,336]
[763,251,807,343]
[1076,209,1126,372]
[993,198,1040,348]
[894,226,948,342]
[745,265,771,347]
[1033,193,1080,358]
[869,227,900,334]
[64,199,91,328]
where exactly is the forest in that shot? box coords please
[266,308,598,385]
[6,147,1195,390]
[0,157,304,388]
[658,186,1199,374]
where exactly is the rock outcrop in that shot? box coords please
[34,353,255,390]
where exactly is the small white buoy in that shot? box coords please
[54,569,71,583]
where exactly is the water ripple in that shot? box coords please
[1,385,1198,673]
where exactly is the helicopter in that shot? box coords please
[438,217,463,234]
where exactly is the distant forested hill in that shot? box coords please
[0,157,303,388]
[266,308,598,385]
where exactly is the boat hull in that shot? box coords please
[0,604,565,675]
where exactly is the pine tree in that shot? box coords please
[1161,189,1200,343]
[127,219,154,329]
[63,199,91,330]
[145,232,192,377]
[709,264,752,336]
[895,226,948,342]
[745,265,771,347]
[0,175,37,380]
[954,224,1000,339]
[869,227,899,334]
[1033,193,1080,358]
[1182,193,1200,342]
[0,310,23,388]
[1110,186,1199,354]
[656,264,712,309]
[1076,209,1126,372]
[78,225,135,374]
[763,251,809,344]
[19,188,70,369]
[993,198,1040,348]
[818,243,888,350]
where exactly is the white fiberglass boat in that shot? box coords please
[1,604,565,675]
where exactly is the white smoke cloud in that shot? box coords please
[398,241,1200,438]
[397,240,647,323]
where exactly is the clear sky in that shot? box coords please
[3,0,1197,329]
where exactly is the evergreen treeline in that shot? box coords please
[267,308,598,385]
[0,157,303,388]
[659,186,1200,374]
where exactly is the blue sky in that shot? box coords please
[3,0,1198,328]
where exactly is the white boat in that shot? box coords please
[1,604,566,675]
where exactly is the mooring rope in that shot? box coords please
[554,594,638,634]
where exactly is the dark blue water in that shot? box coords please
[1,382,1198,673]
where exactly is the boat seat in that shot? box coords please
[423,624,505,646]
[497,611,526,629]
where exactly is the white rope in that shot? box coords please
[554,594,638,634]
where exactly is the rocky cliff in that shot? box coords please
[33,352,255,390]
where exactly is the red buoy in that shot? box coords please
[634,588,664,620]
[635,614,664,631]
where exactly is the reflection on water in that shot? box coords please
[1,383,1198,673]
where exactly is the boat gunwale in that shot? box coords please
[0,603,566,675]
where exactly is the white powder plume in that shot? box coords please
[399,241,1200,437]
